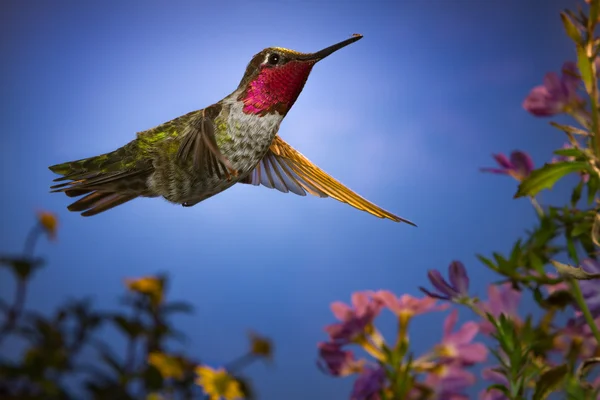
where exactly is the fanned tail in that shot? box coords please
[49,147,153,217]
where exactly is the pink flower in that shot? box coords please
[375,291,449,323]
[350,366,386,400]
[553,318,599,360]
[324,291,383,343]
[424,363,476,400]
[479,367,508,400]
[479,283,522,335]
[523,61,583,116]
[317,341,364,377]
[436,310,488,365]
[480,151,534,182]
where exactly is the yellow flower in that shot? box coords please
[195,365,243,400]
[248,331,273,361]
[148,352,184,380]
[146,393,164,400]
[124,276,163,305]
[36,210,58,240]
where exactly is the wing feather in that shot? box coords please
[240,136,416,225]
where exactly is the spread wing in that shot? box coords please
[177,108,237,180]
[239,135,416,225]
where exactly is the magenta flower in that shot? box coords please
[479,367,508,400]
[420,261,470,301]
[578,259,600,317]
[375,291,449,323]
[551,143,589,183]
[350,366,386,400]
[324,291,383,343]
[317,341,363,377]
[479,283,522,335]
[522,61,583,116]
[436,310,488,365]
[480,151,534,182]
[424,364,475,400]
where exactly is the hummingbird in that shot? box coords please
[48,34,416,226]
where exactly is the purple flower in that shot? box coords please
[420,261,470,301]
[324,292,383,343]
[424,364,475,400]
[522,61,582,117]
[579,259,600,317]
[351,366,386,400]
[479,283,522,335]
[551,143,589,183]
[436,310,488,365]
[480,151,534,182]
[553,318,598,360]
[479,367,508,400]
[317,341,363,377]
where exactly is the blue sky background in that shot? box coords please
[0,0,580,398]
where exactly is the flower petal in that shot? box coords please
[448,261,469,295]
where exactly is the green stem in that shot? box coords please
[585,16,600,162]
[530,197,544,217]
[569,278,600,346]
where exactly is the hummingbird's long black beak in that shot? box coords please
[296,34,363,62]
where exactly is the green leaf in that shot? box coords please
[143,365,164,391]
[566,235,579,263]
[561,12,583,44]
[587,173,599,205]
[572,220,592,237]
[515,162,589,198]
[590,1,600,30]
[486,384,511,397]
[571,179,584,206]
[551,260,600,280]
[533,364,568,400]
[550,121,590,136]
[577,44,594,93]
[477,254,499,272]
[554,148,584,158]
[111,315,144,338]
[577,357,600,384]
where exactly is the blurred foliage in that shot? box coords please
[0,212,272,400]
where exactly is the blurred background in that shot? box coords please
[0,0,578,398]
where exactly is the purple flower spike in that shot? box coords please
[523,61,583,117]
[317,341,363,377]
[480,151,534,182]
[350,366,386,400]
[420,261,470,301]
[324,291,383,343]
[437,310,488,365]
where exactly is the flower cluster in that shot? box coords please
[317,282,489,399]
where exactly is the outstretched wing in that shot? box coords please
[177,108,237,180]
[239,136,416,225]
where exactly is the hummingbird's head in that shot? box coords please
[237,34,363,116]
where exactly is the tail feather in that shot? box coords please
[79,193,138,217]
[49,149,153,217]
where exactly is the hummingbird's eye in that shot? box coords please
[267,53,280,66]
